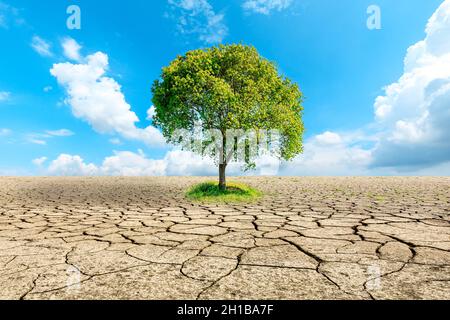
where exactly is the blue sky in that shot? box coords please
[1,0,450,176]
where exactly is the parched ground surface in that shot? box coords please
[0,177,449,300]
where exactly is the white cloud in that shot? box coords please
[243,0,293,15]
[48,154,98,176]
[314,131,343,146]
[42,148,276,177]
[32,157,48,166]
[0,91,10,101]
[31,36,53,57]
[164,149,217,176]
[62,37,82,61]
[45,129,74,137]
[0,2,22,29]
[276,0,450,176]
[371,0,450,170]
[146,105,156,121]
[43,150,205,176]
[109,138,122,145]
[25,129,74,145]
[168,0,228,44]
[41,135,372,177]
[254,153,281,176]
[43,86,53,92]
[28,138,47,145]
[100,150,166,176]
[278,132,372,176]
[50,43,165,147]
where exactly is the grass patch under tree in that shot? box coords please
[186,182,262,203]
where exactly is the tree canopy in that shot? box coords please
[152,44,304,189]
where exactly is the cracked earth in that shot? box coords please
[0,177,449,300]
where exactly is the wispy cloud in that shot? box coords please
[167,0,228,44]
[0,128,11,136]
[45,129,74,137]
[243,0,293,15]
[0,1,23,29]
[25,129,74,145]
[31,36,53,57]
[28,138,47,145]
[0,13,5,28]
[0,91,10,102]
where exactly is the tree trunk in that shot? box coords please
[219,163,227,191]
[219,130,227,191]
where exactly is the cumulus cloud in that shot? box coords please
[101,150,166,176]
[43,150,207,176]
[371,0,450,170]
[43,151,161,176]
[42,148,281,177]
[277,132,372,176]
[31,36,53,57]
[243,0,292,15]
[40,132,372,177]
[32,157,48,166]
[314,131,343,146]
[48,154,98,176]
[269,0,450,176]
[62,37,82,61]
[167,0,228,44]
[50,41,165,147]
[281,0,450,176]
[164,150,216,176]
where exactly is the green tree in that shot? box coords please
[152,44,304,190]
